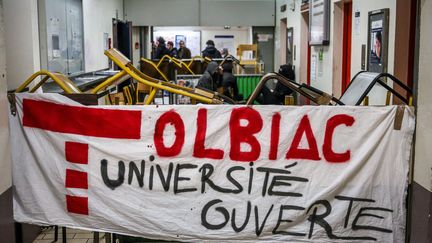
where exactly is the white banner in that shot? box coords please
[9,94,415,242]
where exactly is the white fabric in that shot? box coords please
[9,93,415,242]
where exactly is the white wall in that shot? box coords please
[0,0,11,195]
[200,0,276,26]
[274,0,283,72]
[125,0,275,27]
[83,0,123,72]
[125,0,199,26]
[132,26,140,66]
[274,0,396,102]
[3,0,40,90]
[285,1,302,83]
[414,0,432,192]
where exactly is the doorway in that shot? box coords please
[112,19,133,90]
[300,12,310,85]
[299,10,310,104]
[332,1,352,97]
[252,26,275,73]
[112,19,133,63]
[394,0,417,104]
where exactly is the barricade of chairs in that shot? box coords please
[14,48,413,107]
[11,48,413,243]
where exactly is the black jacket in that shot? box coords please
[154,44,170,59]
[169,48,178,58]
[256,64,295,105]
[256,85,283,105]
[222,62,242,101]
[202,45,222,59]
[197,62,220,91]
[178,47,191,59]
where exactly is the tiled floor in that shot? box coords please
[33,227,111,243]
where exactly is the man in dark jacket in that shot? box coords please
[167,41,178,58]
[275,63,295,97]
[154,37,170,59]
[222,62,242,101]
[177,40,191,59]
[196,61,222,91]
[202,40,222,59]
[256,64,295,105]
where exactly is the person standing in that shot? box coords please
[196,61,222,91]
[167,41,178,58]
[177,40,192,59]
[154,37,170,59]
[255,64,294,105]
[221,48,229,58]
[222,61,242,101]
[202,40,222,59]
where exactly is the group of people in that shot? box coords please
[153,37,192,60]
[196,60,243,101]
[152,37,229,60]
[153,36,294,104]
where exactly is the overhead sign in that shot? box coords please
[9,94,414,242]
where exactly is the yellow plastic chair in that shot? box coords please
[15,70,81,94]
[187,56,212,74]
[155,55,196,75]
[140,58,169,81]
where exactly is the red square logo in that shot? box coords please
[65,142,88,164]
[65,169,88,189]
[66,195,88,215]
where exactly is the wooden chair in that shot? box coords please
[140,58,169,81]
[187,56,211,74]
[135,82,151,104]
[108,92,126,105]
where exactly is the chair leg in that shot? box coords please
[93,232,99,243]
[62,227,66,243]
[15,223,23,243]
[105,233,111,243]
[53,225,58,242]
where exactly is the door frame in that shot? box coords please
[341,1,353,93]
